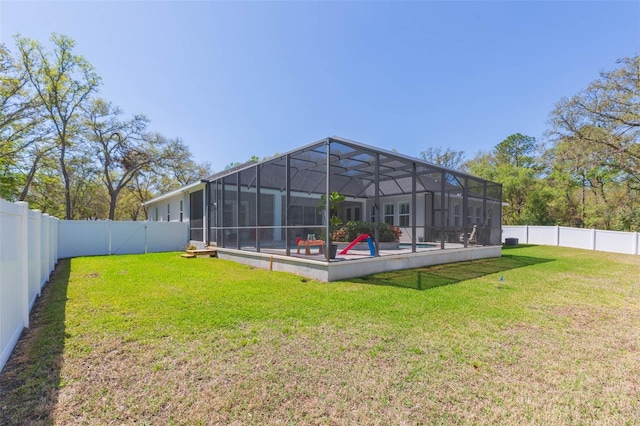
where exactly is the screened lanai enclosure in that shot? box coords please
[204,137,502,263]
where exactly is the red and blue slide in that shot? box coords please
[339,234,375,255]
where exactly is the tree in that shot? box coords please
[495,133,537,168]
[114,188,146,221]
[22,153,65,217]
[17,143,56,202]
[419,146,465,169]
[465,134,541,225]
[15,33,101,219]
[83,98,153,219]
[1,33,208,220]
[118,135,211,220]
[549,55,640,188]
[153,137,211,192]
[547,128,621,227]
[0,43,50,201]
[126,172,155,220]
[539,144,584,227]
[0,44,43,160]
[65,153,103,219]
[547,56,640,230]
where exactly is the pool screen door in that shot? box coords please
[190,190,204,241]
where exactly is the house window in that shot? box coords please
[370,205,376,223]
[224,201,236,227]
[384,203,394,225]
[167,204,170,221]
[155,207,158,222]
[303,206,319,226]
[476,207,482,224]
[453,204,460,227]
[180,200,184,222]
[398,202,410,227]
[467,206,473,226]
[240,201,249,226]
[346,206,361,222]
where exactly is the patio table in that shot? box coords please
[296,240,324,255]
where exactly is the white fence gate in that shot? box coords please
[57,220,188,258]
[503,225,640,255]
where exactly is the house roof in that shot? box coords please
[203,159,258,181]
[142,180,205,206]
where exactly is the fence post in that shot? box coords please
[41,213,49,291]
[49,216,56,272]
[53,218,59,262]
[633,232,638,256]
[107,220,112,255]
[556,225,560,246]
[525,225,529,244]
[591,228,597,251]
[32,210,41,296]
[16,202,30,329]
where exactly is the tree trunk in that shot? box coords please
[60,151,72,220]
[108,190,118,221]
[19,160,39,201]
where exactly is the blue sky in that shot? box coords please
[1,1,638,172]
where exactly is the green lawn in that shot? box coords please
[1,245,639,425]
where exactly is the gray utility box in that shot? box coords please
[504,238,519,246]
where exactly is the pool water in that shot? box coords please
[398,243,437,249]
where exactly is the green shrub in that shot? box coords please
[331,221,402,242]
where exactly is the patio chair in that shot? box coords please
[459,225,478,245]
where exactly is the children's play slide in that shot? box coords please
[338,234,375,255]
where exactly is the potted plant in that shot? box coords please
[319,191,345,259]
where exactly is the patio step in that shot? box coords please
[183,248,217,258]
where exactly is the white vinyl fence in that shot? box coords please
[0,200,58,373]
[1,198,190,374]
[57,220,188,258]
[503,225,640,255]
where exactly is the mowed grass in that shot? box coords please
[1,245,639,425]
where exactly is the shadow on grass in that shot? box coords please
[0,258,70,425]
[350,251,553,291]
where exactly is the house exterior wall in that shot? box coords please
[146,194,184,223]
[143,183,207,245]
[364,195,427,243]
[362,193,500,244]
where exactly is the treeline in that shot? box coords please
[3,34,638,230]
[0,33,211,220]
[422,55,640,231]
